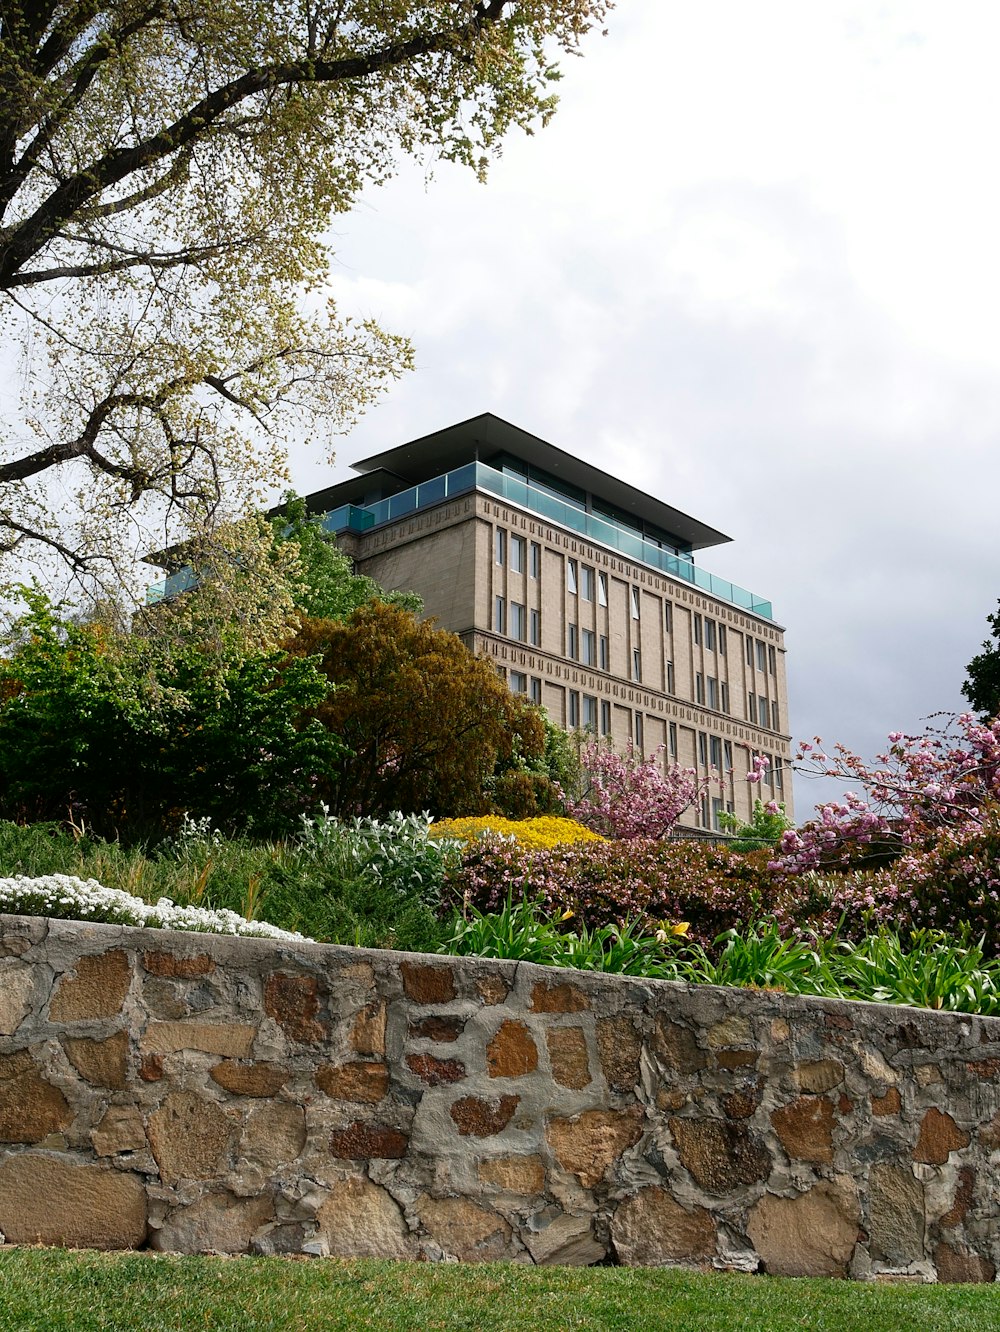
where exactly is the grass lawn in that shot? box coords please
[0,1249,997,1332]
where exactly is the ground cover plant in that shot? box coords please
[0,1248,998,1332]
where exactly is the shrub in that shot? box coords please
[429,815,602,851]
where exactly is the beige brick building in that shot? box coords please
[298,413,792,830]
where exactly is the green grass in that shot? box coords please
[0,1249,997,1332]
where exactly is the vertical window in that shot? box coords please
[632,648,642,682]
[756,640,767,672]
[746,636,754,667]
[748,692,757,724]
[598,572,608,606]
[719,625,727,656]
[494,596,505,635]
[669,722,678,759]
[710,735,722,769]
[698,731,708,766]
[510,534,525,573]
[772,700,780,731]
[721,682,730,714]
[569,691,580,728]
[664,600,673,634]
[567,623,578,660]
[700,795,710,828]
[630,586,640,619]
[712,796,724,832]
[530,677,542,706]
[529,609,540,646]
[707,677,718,710]
[705,619,716,652]
[599,635,609,672]
[582,695,597,733]
[495,529,506,566]
[567,559,578,595]
[529,542,541,578]
[775,756,784,790]
[768,644,776,675]
[693,614,702,646]
[510,671,527,694]
[759,695,768,727]
[634,711,644,753]
[724,740,733,772]
[582,629,596,666]
[600,700,611,735]
[696,673,704,705]
[510,602,526,641]
[581,565,595,601]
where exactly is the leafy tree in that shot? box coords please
[288,601,548,817]
[718,799,793,852]
[0,0,609,584]
[963,601,1000,720]
[568,738,710,840]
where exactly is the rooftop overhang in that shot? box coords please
[350,412,731,552]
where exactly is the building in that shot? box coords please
[293,413,792,830]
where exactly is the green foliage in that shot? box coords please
[718,799,794,852]
[963,600,1000,719]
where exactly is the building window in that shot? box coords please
[772,700,780,732]
[719,625,727,656]
[724,740,733,772]
[567,623,578,660]
[510,602,526,641]
[666,660,675,694]
[669,722,678,759]
[756,640,767,672]
[567,558,578,595]
[721,681,730,714]
[705,618,716,652]
[698,731,708,766]
[494,596,505,635]
[630,586,640,619]
[746,636,754,667]
[529,542,541,578]
[569,691,580,728]
[632,648,642,682]
[634,711,643,752]
[529,608,540,646]
[693,614,702,646]
[712,796,725,831]
[774,756,784,790]
[598,571,608,606]
[700,794,710,828]
[530,677,542,705]
[581,565,595,602]
[710,735,722,769]
[510,534,525,573]
[696,673,704,705]
[664,600,672,633]
[747,692,757,724]
[600,700,611,735]
[582,695,597,733]
[510,671,527,694]
[769,644,776,675]
[495,529,506,566]
[707,676,718,710]
[599,635,609,672]
[759,695,768,728]
[582,628,596,666]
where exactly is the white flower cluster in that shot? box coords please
[0,874,309,942]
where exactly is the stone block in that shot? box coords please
[747,1178,861,1278]
[546,1107,644,1188]
[0,963,32,1035]
[316,1061,389,1103]
[477,1154,546,1194]
[913,1108,970,1165]
[154,1190,273,1254]
[450,1095,519,1137]
[596,1015,641,1093]
[0,1049,72,1142]
[316,1176,412,1258]
[871,1088,901,1117]
[241,1102,306,1170]
[934,1241,996,1284]
[142,1021,256,1057]
[264,973,325,1043]
[142,951,215,978]
[476,976,510,1006]
[486,1021,538,1078]
[401,963,455,1005]
[63,1030,128,1088]
[652,1017,707,1073]
[792,1059,844,1093]
[530,980,589,1013]
[669,1117,771,1193]
[92,1105,147,1156]
[612,1187,716,1265]
[524,1213,605,1266]
[771,1095,835,1164]
[147,1089,232,1183]
[417,1196,511,1261]
[406,1053,466,1086]
[547,1027,592,1090]
[210,1060,289,1097]
[329,1122,408,1158]
[0,1154,146,1249]
[868,1163,925,1265]
[351,1001,387,1055]
[408,1015,464,1043]
[49,950,131,1022]
[940,1165,976,1228]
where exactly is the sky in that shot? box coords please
[278,0,1000,820]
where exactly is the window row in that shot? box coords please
[695,673,730,713]
[746,634,777,676]
[748,693,780,731]
[566,559,608,605]
[494,597,540,646]
[496,530,541,578]
[508,672,542,705]
[697,731,735,772]
[693,614,726,656]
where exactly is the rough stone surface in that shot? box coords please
[143,951,215,978]
[406,1053,466,1086]
[352,1001,388,1055]
[0,1049,72,1141]
[142,1021,255,1057]
[868,1163,925,1265]
[596,1015,642,1093]
[934,1241,996,1284]
[530,980,589,1013]
[612,1188,717,1265]
[147,1090,232,1183]
[793,1059,845,1093]
[316,1177,412,1258]
[63,1030,128,1088]
[417,1196,511,1261]
[670,1117,771,1193]
[264,973,324,1043]
[154,1191,272,1254]
[476,976,509,1005]
[0,1154,146,1248]
[241,1102,306,1170]
[478,1155,546,1194]
[653,1018,707,1072]
[940,1166,975,1228]
[401,963,455,1005]
[486,1021,538,1078]
[524,1213,605,1266]
[771,1096,835,1164]
[210,1060,289,1097]
[913,1108,970,1164]
[450,1095,519,1137]
[0,963,32,1035]
[872,1088,902,1117]
[92,1105,147,1156]
[49,950,131,1021]
[317,1061,389,1103]
[546,1108,644,1188]
[547,1027,592,1090]
[747,1179,861,1277]
[329,1122,409,1158]
[408,1015,463,1043]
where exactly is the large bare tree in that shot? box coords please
[0,0,609,589]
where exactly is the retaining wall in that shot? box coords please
[0,913,998,1280]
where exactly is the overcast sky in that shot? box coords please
[281,1,1000,819]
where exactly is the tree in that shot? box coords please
[568,738,709,840]
[287,601,548,817]
[963,601,1000,720]
[0,1,610,588]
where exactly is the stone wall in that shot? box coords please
[0,914,997,1281]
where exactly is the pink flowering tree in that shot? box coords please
[770,712,1000,876]
[569,739,710,840]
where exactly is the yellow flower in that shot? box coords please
[559,908,575,921]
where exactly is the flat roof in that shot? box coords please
[348,413,731,552]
